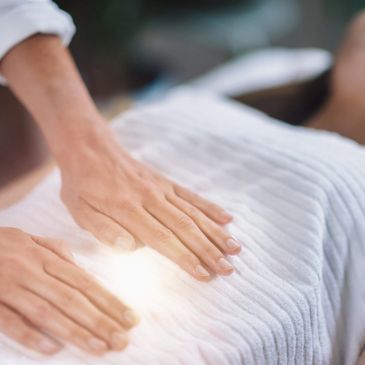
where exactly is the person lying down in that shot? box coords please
[1,87,365,365]
[1,2,365,364]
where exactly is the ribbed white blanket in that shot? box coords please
[0,90,364,365]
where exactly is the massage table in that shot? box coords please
[1,48,364,364]
[0,87,364,364]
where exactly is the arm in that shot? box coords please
[1,34,241,280]
[1,34,106,162]
[0,2,137,356]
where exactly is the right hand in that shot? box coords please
[60,131,241,281]
[0,227,138,356]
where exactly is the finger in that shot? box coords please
[174,184,233,224]
[31,236,74,264]
[22,274,129,350]
[76,205,136,251]
[42,258,138,330]
[122,206,211,281]
[2,288,113,356]
[167,193,241,255]
[145,199,235,276]
[0,302,61,355]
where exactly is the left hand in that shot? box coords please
[0,34,241,281]
[59,130,241,281]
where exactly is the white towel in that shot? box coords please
[188,48,332,96]
[0,89,364,365]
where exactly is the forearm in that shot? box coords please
[0,34,116,168]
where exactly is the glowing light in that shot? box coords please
[95,248,167,312]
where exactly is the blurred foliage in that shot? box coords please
[57,0,144,59]
[325,0,364,19]
[56,0,251,57]
[55,0,252,94]
[55,0,364,96]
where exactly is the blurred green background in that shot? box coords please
[56,0,364,98]
[1,0,364,186]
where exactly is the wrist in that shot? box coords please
[51,115,120,171]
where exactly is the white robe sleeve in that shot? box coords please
[0,0,75,84]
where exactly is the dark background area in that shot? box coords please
[0,0,364,186]
[56,0,364,97]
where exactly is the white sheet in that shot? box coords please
[188,48,332,96]
[0,89,364,364]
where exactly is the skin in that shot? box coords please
[308,11,365,144]
[0,34,241,354]
[2,9,365,361]
[1,34,240,280]
[308,12,365,364]
[0,227,137,356]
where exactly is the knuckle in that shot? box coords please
[209,224,226,239]
[155,229,174,245]
[25,245,44,259]
[119,199,138,214]
[0,282,17,298]
[203,244,222,259]
[210,203,222,213]
[52,239,68,252]
[175,214,195,231]
[0,256,25,273]
[62,289,79,306]
[66,325,81,340]
[185,205,199,219]
[16,328,34,345]
[140,184,159,201]
[0,310,17,328]
[32,303,51,321]
[118,197,131,209]
[110,297,126,311]
[180,253,199,266]
[221,230,231,241]
[78,274,96,292]
[93,315,110,331]
[94,222,113,238]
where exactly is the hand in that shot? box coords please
[0,34,241,280]
[0,227,138,356]
[60,132,241,281]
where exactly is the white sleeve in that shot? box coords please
[0,0,76,84]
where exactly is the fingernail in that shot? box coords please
[111,332,128,351]
[221,211,233,221]
[88,338,108,353]
[226,238,241,252]
[124,310,139,326]
[65,250,74,262]
[115,237,135,251]
[217,258,234,273]
[38,338,61,355]
[195,264,210,278]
